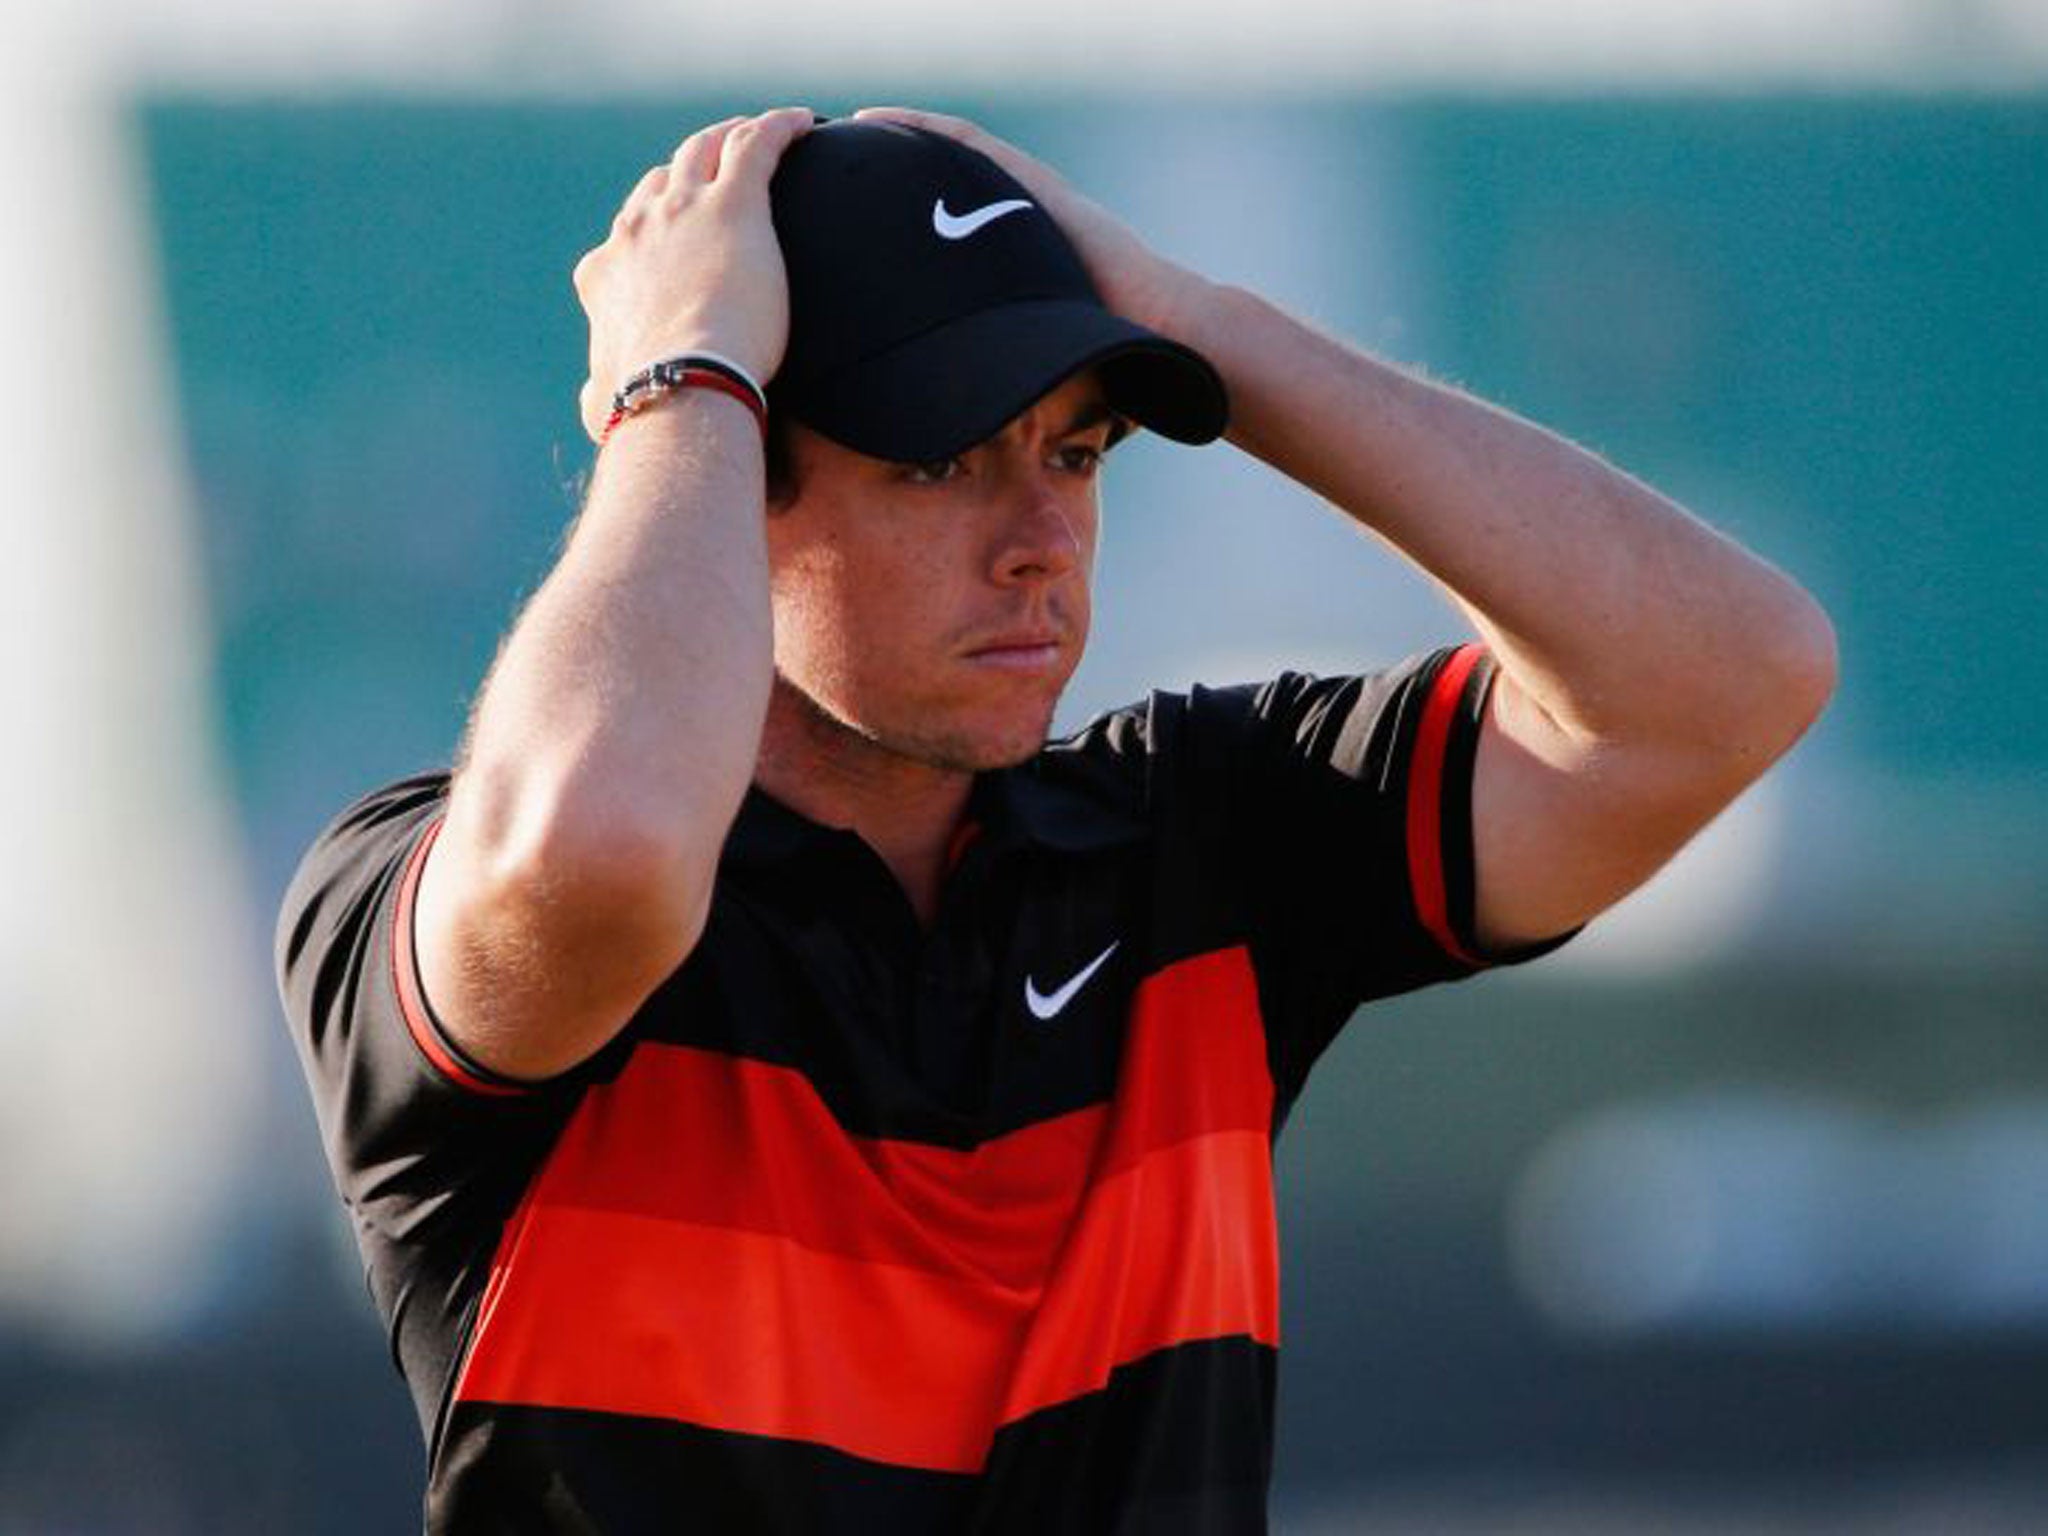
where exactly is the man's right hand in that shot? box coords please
[572,108,813,444]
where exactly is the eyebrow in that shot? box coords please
[1059,399,1131,443]
[935,397,1126,465]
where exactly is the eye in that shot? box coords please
[1053,440,1107,477]
[902,456,965,485]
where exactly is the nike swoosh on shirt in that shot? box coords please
[1024,941,1120,1021]
[932,197,1034,240]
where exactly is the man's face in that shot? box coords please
[766,369,1119,774]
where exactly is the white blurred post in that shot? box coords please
[0,7,264,1347]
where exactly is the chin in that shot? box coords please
[979,733,1052,771]
[905,699,1062,774]
[987,695,1067,766]
[925,723,1053,774]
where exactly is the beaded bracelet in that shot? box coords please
[601,352,770,444]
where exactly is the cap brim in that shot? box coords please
[771,298,1228,462]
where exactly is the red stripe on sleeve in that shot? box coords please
[1406,643,1486,968]
[450,945,1280,1471]
[391,818,528,1098]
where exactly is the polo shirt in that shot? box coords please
[276,641,1569,1533]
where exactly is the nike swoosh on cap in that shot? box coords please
[932,197,1034,241]
[1024,941,1120,1022]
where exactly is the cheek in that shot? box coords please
[771,538,928,695]
[770,541,843,663]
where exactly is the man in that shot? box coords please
[278,108,1836,1532]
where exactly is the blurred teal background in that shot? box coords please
[4,92,2044,1531]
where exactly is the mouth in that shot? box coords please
[962,629,1067,672]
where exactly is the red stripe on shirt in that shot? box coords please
[1405,643,1486,968]
[520,1039,1113,1290]
[391,818,527,1098]
[450,944,1279,1471]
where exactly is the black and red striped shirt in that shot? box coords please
[276,644,1571,1533]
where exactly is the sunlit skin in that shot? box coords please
[756,370,1123,844]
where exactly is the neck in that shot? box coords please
[754,679,975,925]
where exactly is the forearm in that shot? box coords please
[447,392,773,913]
[1181,282,1836,759]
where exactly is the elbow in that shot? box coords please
[456,767,724,971]
[547,819,715,948]
[1712,586,1840,782]
[528,799,718,944]
[1768,587,1841,744]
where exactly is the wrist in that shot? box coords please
[1117,263,1225,357]
[600,382,767,452]
[603,317,781,398]
[602,352,770,445]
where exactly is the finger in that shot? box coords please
[715,106,815,186]
[854,106,1034,184]
[853,105,983,146]
[609,162,670,231]
[671,115,746,184]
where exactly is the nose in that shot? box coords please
[991,476,1084,586]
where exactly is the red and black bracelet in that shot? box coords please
[601,352,769,444]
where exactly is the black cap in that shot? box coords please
[767,119,1228,462]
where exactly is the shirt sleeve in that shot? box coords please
[275,772,580,1434]
[1152,643,1581,1106]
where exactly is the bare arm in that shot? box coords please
[413,108,811,1082]
[858,108,1838,951]
[1185,286,1839,947]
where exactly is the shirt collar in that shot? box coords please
[721,754,1146,871]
